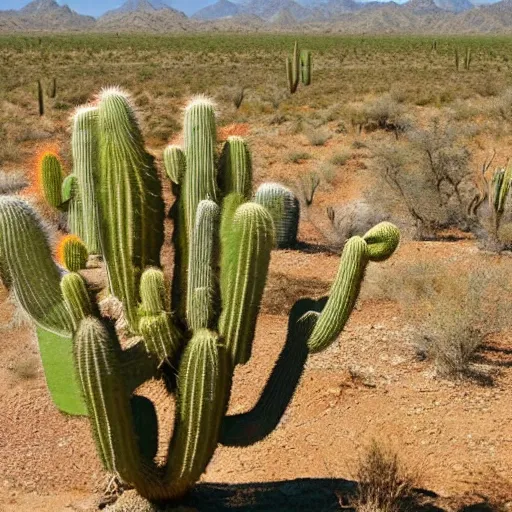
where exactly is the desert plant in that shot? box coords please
[286,41,301,95]
[232,86,245,110]
[305,127,331,146]
[354,441,416,512]
[57,234,88,272]
[298,170,321,207]
[36,105,102,255]
[254,182,301,247]
[464,46,472,70]
[455,48,460,71]
[0,89,400,506]
[301,49,312,86]
[49,77,57,99]
[37,79,44,116]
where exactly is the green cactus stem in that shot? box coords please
[219,136,252,199]
[186,200,220,331]
[39,152,64,209]
[139,267,181,363]
[286,41,300,94]
[307,222,400,353]
[58,235,88,272]
[301,50,312,86]
[219,202,274,365]
[163,145,186,185]
[166,329,231,498]
[71,105,101,254]
[254,182,300,249]
[96,88,165,330]
[0,196,73,335]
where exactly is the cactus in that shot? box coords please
[57,235,88,272]
[287,42,311,94]
[37,106,101,255]
[96,88,165,330]
[1,89,401,504]
[286,41,301,94]
[37,79,44,116]
[254,183,300,249]
[488,163,512,242]
[301,49,312,86]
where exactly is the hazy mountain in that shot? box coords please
[1,0,95,31]
[240,0,312,20]
[192,0,241,20]
[101,0,179,16]
[97,0,188,30]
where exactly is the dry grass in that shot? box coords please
[353,441,418,512]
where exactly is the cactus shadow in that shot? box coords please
[181,478,444,511]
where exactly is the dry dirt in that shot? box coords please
[2,122,512,512]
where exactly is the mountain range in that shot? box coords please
[2,0,512,33]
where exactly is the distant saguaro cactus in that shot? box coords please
[1,89,401,507]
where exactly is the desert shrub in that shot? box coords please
[368,120,481,240]
[298,170,321,206]
[493,87,512,122]
[367,260,512,382]
[330,151,351,166]
[354,441,416,512]
[319,162,338,184]
[349,95,412,138]
[286,151,311,164]
[304,127,331,146]
[327,199,388,245]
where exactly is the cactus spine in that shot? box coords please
[1,89,401,505]
[254,183,300,248]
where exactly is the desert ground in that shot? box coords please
[3,34,512,511]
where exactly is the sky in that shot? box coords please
[0,0,500,18]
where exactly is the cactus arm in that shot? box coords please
[0,196,73,336]
[182,97,218,241]
[186,200,220,331]
[219,202,274,365]
[139,267,182,363]
[254,183,299,249]
[96,88,165,330]
[57,235,88,272]
[61,271,93,330]
[163,145,186,185]
[71,106,101,254]
[61,174,76,204]
[219,136,253,199]
[166,330,232,499]
[74,317,164,492]
[307,222,400,353]
[220,299,320,447]
[300,50,312,86]
[40,152,65,209]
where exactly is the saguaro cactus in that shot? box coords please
[286,41,301,94]
[254,182,300,248]
[286,42,312,94]
[301,49,312,86]
[1,89,401,506]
